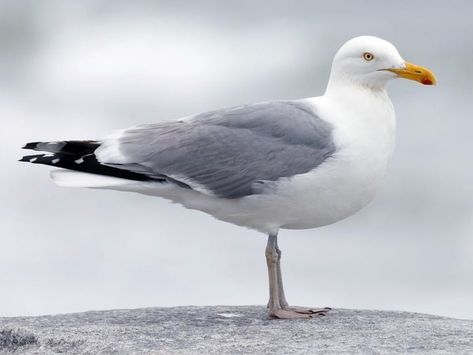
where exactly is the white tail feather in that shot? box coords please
[50,170,135,188]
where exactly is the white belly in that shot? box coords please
[275,148,392,229]
[187,146,393,233]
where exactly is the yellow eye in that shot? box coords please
[363,52,374,61]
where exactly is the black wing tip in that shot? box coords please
[22,142,41,150]
[19,140,166,184]
[22,140,101,155]
[19,154,44,163]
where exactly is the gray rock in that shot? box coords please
[0,306,472,354]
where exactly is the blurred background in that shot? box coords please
[1,0,472,319]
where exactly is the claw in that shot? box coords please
[283,306,332,315]
[268,309,312,319]
[269,306,331,319]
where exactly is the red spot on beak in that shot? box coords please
[421,78,433,85]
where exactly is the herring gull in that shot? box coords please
[20,36,436,319]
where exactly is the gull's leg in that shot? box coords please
[274,237,289,308]
[266,233,326,319]
[266,233,331,318]
[266,234,281,312]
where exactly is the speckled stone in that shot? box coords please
[1,306,472,354]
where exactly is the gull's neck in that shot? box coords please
[321,75,393,115]
[324,74,388,100]
[315,74,396,172]
[315,74,396,142]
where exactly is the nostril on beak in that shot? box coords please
[414,70,422,74]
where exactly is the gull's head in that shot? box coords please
[328,36,436,90]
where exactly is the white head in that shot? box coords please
[327,36,436,91]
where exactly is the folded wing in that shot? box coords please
[96,101,336,198]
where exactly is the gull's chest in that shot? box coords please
[332,96,396,174]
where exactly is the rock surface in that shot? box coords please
[1,306,472,354]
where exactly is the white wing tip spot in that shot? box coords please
[75,158,84,164]
[52,158,60,164]
[30,157,37,162]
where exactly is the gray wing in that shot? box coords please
[97,101,336,198]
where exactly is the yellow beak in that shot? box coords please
[384,61,437,85]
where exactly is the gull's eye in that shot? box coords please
[363,52,374,61]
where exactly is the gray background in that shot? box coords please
[1,0,472,319]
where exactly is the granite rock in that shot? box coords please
[1,306,472,354]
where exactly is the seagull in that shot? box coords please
[20,36,436,319]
